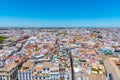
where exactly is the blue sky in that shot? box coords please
[0,0,120,27]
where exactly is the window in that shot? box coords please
[43,68,46,71]
[19,73,21,76]
[43,77,45,79]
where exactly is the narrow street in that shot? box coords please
[66,48,75,80]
